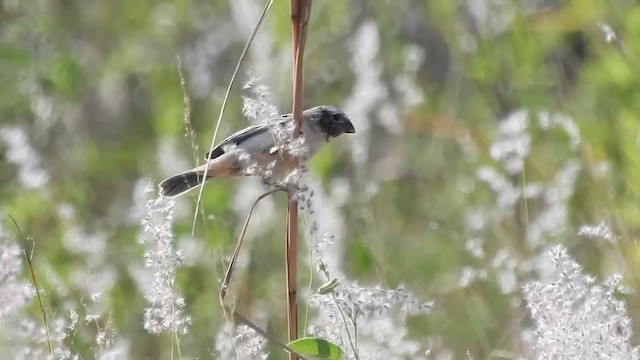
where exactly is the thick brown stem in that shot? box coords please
[287,1,311,359]
[285,198,299,354]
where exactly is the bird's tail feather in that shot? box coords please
[159,171,204,198]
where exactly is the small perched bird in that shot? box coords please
[159,105,355,198]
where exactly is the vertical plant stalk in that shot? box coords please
[217,188,307,359]
[25,244,53,355]
[9,216,53,355]
[287,1,311,358]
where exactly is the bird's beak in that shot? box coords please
[342,120,355,134]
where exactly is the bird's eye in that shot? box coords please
[331,113,340,121]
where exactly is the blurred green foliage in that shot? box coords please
[2,0,640,359]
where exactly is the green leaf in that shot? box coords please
[287,337,343,360]
[49,54,80,95]
[318,278,340,294]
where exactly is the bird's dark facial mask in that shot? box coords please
[318,108,355,139]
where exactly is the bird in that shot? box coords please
[159,105,355,198]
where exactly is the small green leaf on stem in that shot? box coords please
[318,278,340,294]
[287,337,343,360]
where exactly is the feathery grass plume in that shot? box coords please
[469,110,583,293]
[0,239,34,319]
[94,339,129,360]
[84,295,126,360]
[242,75,278,124]
[525,160,581,247]
[308,283,433,358]
[458,266,488,288]
[0,238,76,359]
[0,238,38,358]
[298,178,433,358]
[523,245,639,359]
[458,209,488,288]
[578,221,618,244]
[477,111,541,212]
[529,113,582,246]
[215,323,269,360]
[50,201,126,358]
[537,111,580,150]
[477,110,580,218]
[489,109,530,175]
[0,125,49,189]
[139,185,191,335]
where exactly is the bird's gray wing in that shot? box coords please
[204,116,291,160]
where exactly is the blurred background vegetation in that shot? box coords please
[2,0,640,358]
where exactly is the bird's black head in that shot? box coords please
[305,105,355,140]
